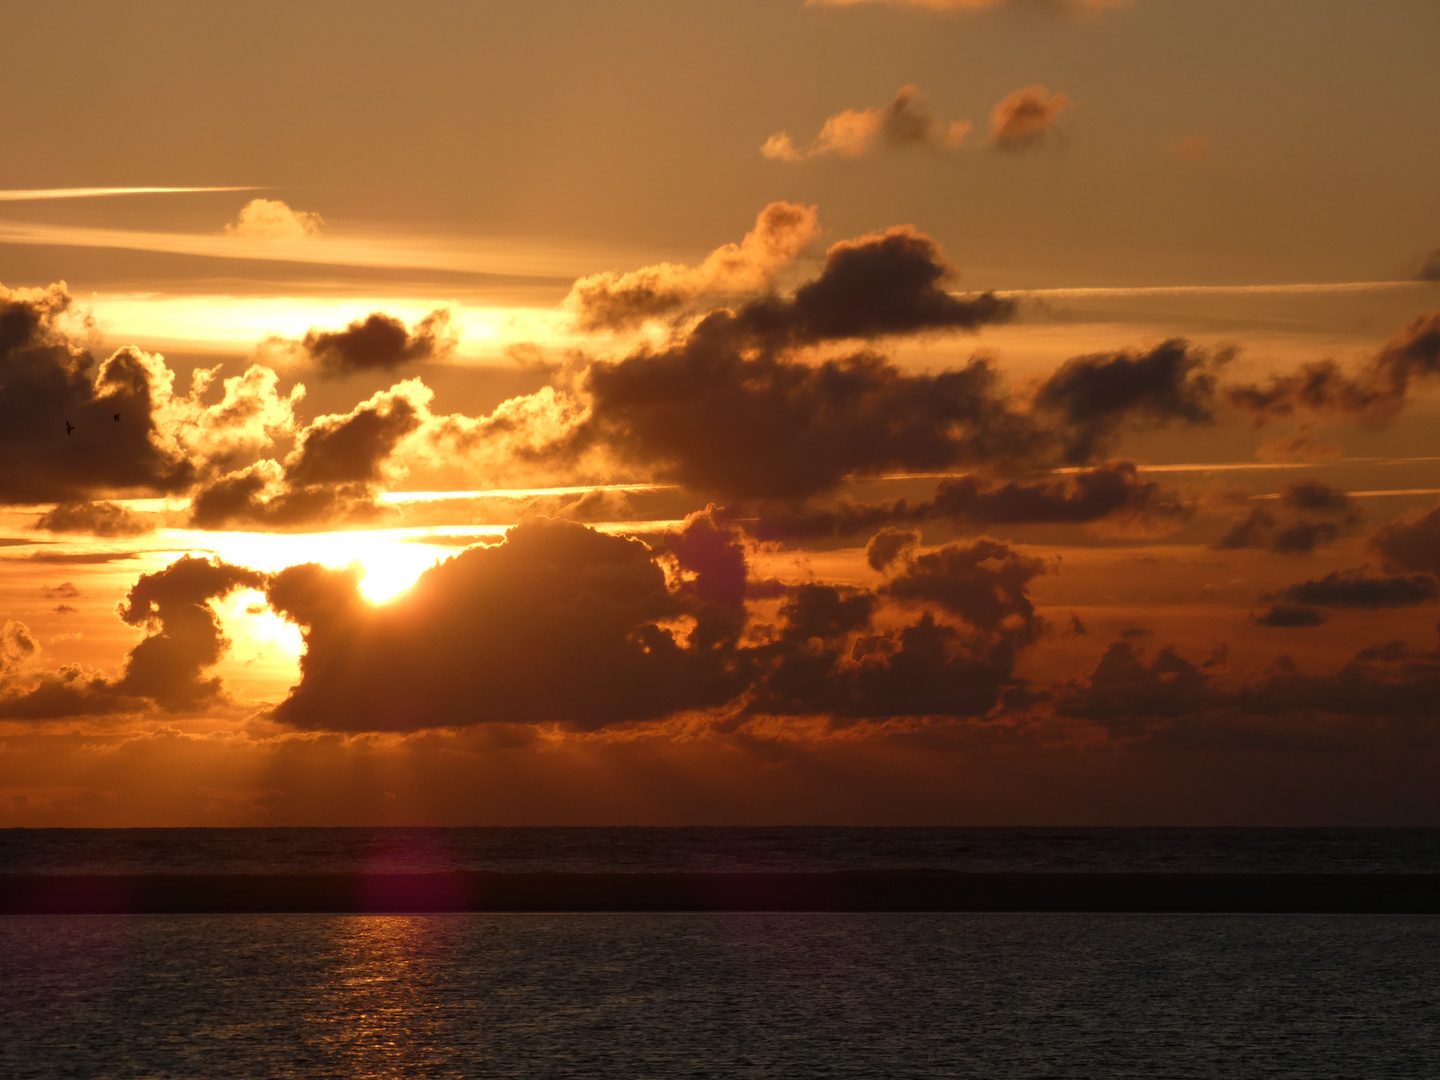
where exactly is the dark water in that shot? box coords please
[4,826,1440,876]
[2,912,1436,1079]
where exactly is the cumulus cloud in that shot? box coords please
[33,500,152,538]
[266,518,742,731]
[223,198,323,240]
[300,309,455,376]
[0,283,194,503]
[0,556,264,718]
[761,86,970,162]
[567,202,820,331]
[881,538,1047,647]
[0,281,304,507]
[988,85,1073,151]
[747,539,1048,722]
[558,226,1019,499]
[190,381,428,528]
[260,517,1054,732]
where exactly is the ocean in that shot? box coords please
[3,828,1438,1078]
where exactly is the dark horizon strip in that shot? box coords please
[3,872,1440,915]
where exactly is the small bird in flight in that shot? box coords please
[65,420,74,436]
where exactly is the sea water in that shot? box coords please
[3,829,1438,1078]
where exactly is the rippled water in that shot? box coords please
[3,912,1437,1079]
[5,826,1440,875]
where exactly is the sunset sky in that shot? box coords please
[3,0,1440,826]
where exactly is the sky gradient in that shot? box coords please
[2,0,1440,825]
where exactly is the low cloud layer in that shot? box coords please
[762,86,970,162]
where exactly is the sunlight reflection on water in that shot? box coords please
[2,912,1437,1078]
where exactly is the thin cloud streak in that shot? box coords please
[0,220,635,279]
[0,186,265,202]
[998,281,1428,299]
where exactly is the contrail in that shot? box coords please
[0,186,264,202]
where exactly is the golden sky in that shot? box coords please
[3,0,1440,826]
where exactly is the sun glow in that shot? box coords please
[171,526,504,604]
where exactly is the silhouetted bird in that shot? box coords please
[65,421,74,436]
[113,413,120,422]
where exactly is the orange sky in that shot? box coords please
[2,0,1440,825]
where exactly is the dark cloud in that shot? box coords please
[0,282,194,503]
[1282,479,1357,517]
[33,500,152,538]
[578,347,1034,500]
[301,309,454,377]
[652,508,751,650]
[1270,569,1439,609]
[865,526,921,571]
[747,610,1020,721]
[988,85,1073,151]
[729,462,1191,544]
[0,556,264,718]
[112,556,268,709]
[41,582,80,599]
[1234,639,1440,719]
[266,518,744,732]
[1371,504,1440,576]
[1226,309,1440,423]
[1415,249,1440,282]
[262,518,1054,732]
[1033,341,1217,463]
[1254,603,1328,628]
[728,226,1014,346]
[1215,482,1360,555]
[1058,632,1440,729]
[777,584,876,643]
[881,538,1047,647]
[1056,642,1212,724]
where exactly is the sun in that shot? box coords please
[188,527,458,604]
